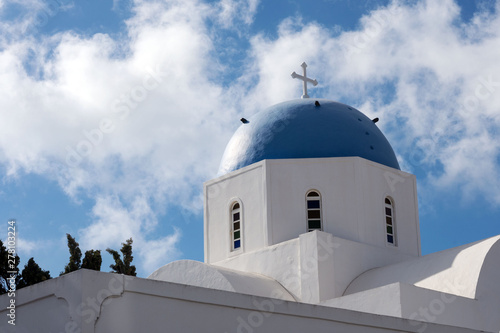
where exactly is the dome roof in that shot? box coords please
[218,99,400,175]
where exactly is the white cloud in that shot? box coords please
[79,195,181,273]
[16,237,39,255]
[80,196,155,249]
[244,0,500,204]
[1,0,500,275]
[138,229,181,274]
[0,0,74,39]
[216,0,260,28]
[0,0,239,275]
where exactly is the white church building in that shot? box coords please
[2,64,499,333]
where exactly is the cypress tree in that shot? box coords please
[106,238,136,276]
[82,250,102,271]
[20,258,51,287]
[61,233,82,275]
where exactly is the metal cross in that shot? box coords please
[291,62,318,99]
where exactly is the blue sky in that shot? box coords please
[0,0,499,277]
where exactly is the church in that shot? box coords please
[1,63,499,333]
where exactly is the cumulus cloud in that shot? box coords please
[1,0,500,274]
[79,195,181,273]
[0,0,241,274]
[216,0,260,28]
[243,0,500,205]
[138,229,181,274]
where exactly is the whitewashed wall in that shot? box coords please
[0,270,482,333]
[205,157,421,264]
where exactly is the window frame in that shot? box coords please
[230,201,242,252]
[306,190,323,232]
[384,197,397,246]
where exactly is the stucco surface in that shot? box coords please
[345,235,500,299]
[148,260,295,301]
[0,269,483,333]
[205,157,420,265]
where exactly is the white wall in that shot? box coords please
[205,157,421,264]
[344,236,500,299]
[301,231,417,302]
[214,231,415,302]
[213,238,302,299]
[325,236,500,333]
[267,157,420,256]
[204,163,268,263]
[323,282,500,333]
[0,270,482,333]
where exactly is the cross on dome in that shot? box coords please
[291,62,318,99]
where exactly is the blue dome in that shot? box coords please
[218,99,400,175]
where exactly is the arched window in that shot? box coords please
[385,197,396,246]
[306,190,322,232]
[231,202,242,250]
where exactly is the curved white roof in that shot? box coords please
[148,260,296,301]
[345,235,500,299]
